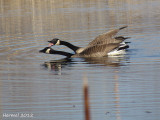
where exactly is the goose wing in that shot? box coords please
[88,26,128,46]
[77,43,120,57]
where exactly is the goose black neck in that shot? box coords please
[60,41,80,52]
[50,49,74,58]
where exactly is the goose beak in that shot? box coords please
[48,43,54,47]
[39,47,49,53]
[39,49,44,53]
[48,41,54,47]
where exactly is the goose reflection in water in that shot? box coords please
[41,58,72,75]
[41,56,129,74]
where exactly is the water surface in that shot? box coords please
[0,0,160,120]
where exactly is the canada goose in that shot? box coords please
[48,26,130,55]
[39,43,121,58]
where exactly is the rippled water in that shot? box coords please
[0,0,160,120]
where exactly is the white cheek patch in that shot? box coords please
[55,40,60,45]
[46,48,51,54]
[76,48,85,54]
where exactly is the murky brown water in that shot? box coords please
[0,0,160,120]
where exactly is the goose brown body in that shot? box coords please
[72,43,120,57]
